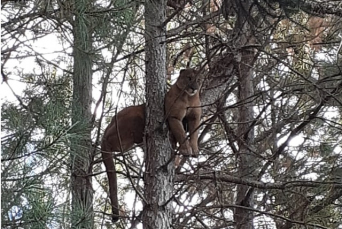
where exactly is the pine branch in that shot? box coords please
[176,172,342,190]
[300,0,342,17]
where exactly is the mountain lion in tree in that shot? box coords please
[165,68,201,157]
[101,68,201,222]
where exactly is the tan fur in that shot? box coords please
[101,104,145,222]
[101,69,201,222]
[165,68,202,157]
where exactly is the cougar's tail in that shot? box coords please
[101,141,120,222]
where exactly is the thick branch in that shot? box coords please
[176,172,342,190]
[300,0,342,17]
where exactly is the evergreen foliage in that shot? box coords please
[1,0,341,228]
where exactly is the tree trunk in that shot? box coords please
[70,1,94,227]
[143,0,174,228]
[233,1,256,228]
[234,49,255,229]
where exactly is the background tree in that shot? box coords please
[1,0,141,227]
[69,0,94,227]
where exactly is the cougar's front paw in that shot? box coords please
[190,142,199,157]
[179,141,193,156]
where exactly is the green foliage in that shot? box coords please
[1,70,73,228]
[92,0,140,44]
[2,0,342,228]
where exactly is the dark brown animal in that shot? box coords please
[101,69,201,222]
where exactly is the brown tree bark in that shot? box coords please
[199,0,258,227]
[232,2,256,228]
[143,0,174,228]
[234,48,255,229]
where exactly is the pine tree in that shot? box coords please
[143,0,175,227]
[2,0,341,228]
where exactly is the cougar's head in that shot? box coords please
[176,69,201,96]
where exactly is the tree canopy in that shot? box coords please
[1,0,341,228]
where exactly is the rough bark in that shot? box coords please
[70,1,94,227]
[233,4,256,227]
[197,2,257,226]
[234,48,255,229]
[143,0,174,228]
